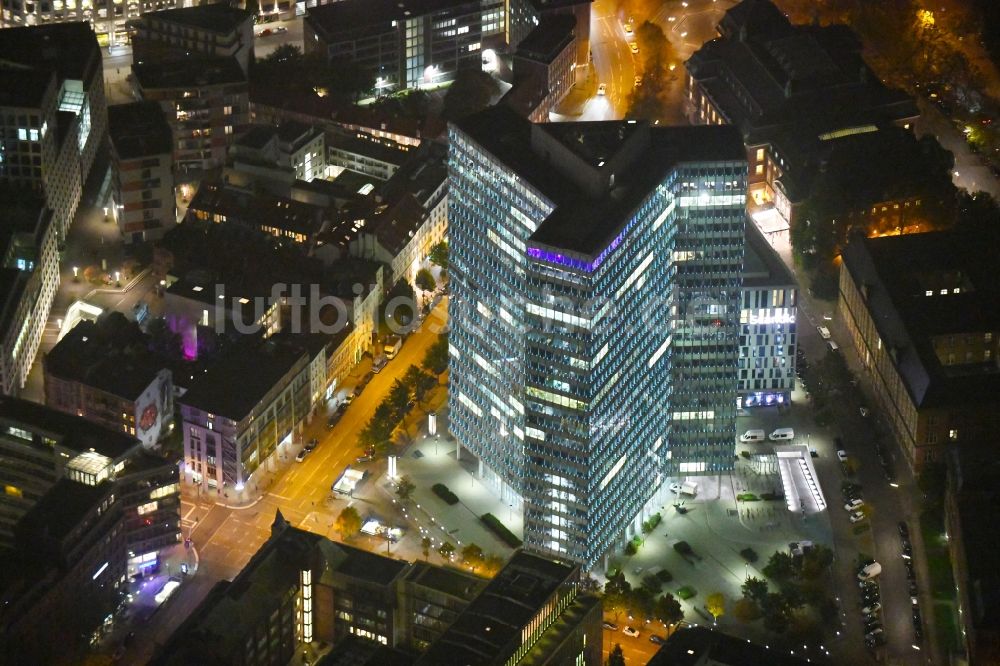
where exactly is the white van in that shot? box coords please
[769,427,795,441]
[740,429,766,443]
[858,562,882,581]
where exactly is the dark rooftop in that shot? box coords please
[0,22,102,84]
[742,219,793,288]
[0,67,54,108]
[647,625,811,666]
[188,180,325,237]
[108,101,173,160]
[841,227,1000,408]
[515,15,576,64]
[453,106,745,257]
[133,55,246,90]
[403,560,487,600]
[44,316,164,401]
[317,635,415,666]
[142,4,252,32]
[418,551,577,665]
[0,395,139,459]
[16,478,112,545]
[179,339,308,420]
[685,0,916,150]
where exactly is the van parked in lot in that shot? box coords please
[858,562,882,580]
[769,427,795,441]
[740,429,766,443]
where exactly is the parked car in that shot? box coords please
[622,626,640,638]
[863,620,882,633]
[850,511,866,523]
[837,449,849,463]
[901,543,912,559]
[817,325,832,339]
[629,41,639,54]
[356,455,373,464]
[602,621,619,631]
[650,634,666,645]
[769,427,795,441]
[305,438,318,452]
[898,521,910,538]
[858,562,882,581]
[861,602,882,615]
[865,627,884,640]
[740,429,766,443]
[296,448,310,462]
[909,581,919,596]
[845,499,864,511]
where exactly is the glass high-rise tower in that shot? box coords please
[448,107,746,566]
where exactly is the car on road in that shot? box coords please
[629,42,639,54]
[356,455,373,464]
[858,562,882,580]
[865,627,884,640]
[849,511,866,523]
[898,521,910,538]
[844,498,864,511]
[634,75,642,87]
[859,406,869,417]
[622,626,640,638]
[861,602,882,615]
[602,621,619,631]
[304,438,318,452]
[343,392,355,406]
[623,19,633,33]
[837,449,849,463]
[901,543,912,559]
[817,325,832,339]
[296,448,310,462]
[650,634,666,645]
[597,83,607,95]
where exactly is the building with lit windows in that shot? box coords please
[132,54,248,175]
[108,101,176,243]
[0,188,57,396]
[43,316,174,449]
[684,0,916,235]
[304,0,506,92]
[503,14,578,122]
[838,228,1000,471]
[0,22,108,239]
[448,106,746,566]
[0,397,179,664]
[738,222,796,408]
[131,4,255,74]
[179,338,317,496]
[152,512,411,665]
[418,550,601,665]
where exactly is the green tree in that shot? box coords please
[461,543,485,571]
[438,541,456,561]
[761,592,791,634]
[627,588,655,622]
[763,551,795,580]
[335,506,361,540]
[604,570,632,597]
[442,69,500,120]
[800,545,834,579]
[413,371,438,405]
[395,475,415,501]
[706,592,726,623]
[742,577,769,603]
[654,593,683,625]
[422,333,449,375]
[264,43,300,65]
[415,268,436,293]
[388,379,410,417]
[429,241,449,269]
[732,597,761,623]
[403,365,425,389]
[421,536,432,560]
[607,644,626,666]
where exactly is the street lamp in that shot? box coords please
[115,271,121,287]
[72,266,79,282]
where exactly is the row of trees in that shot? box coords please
[602,571,684,626]
[626,22,679,120]
[356,333,448,456]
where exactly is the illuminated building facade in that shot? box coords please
[448,106,746,566]
[304,0,506,92]
[0,23,108,240]
[0,398,179,663]
[738,222,796,408]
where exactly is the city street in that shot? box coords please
[123,298,450,664]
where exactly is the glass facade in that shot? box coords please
[448,119,746,566]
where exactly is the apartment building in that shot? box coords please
[132,4,255,74]
[108,101,176,243]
